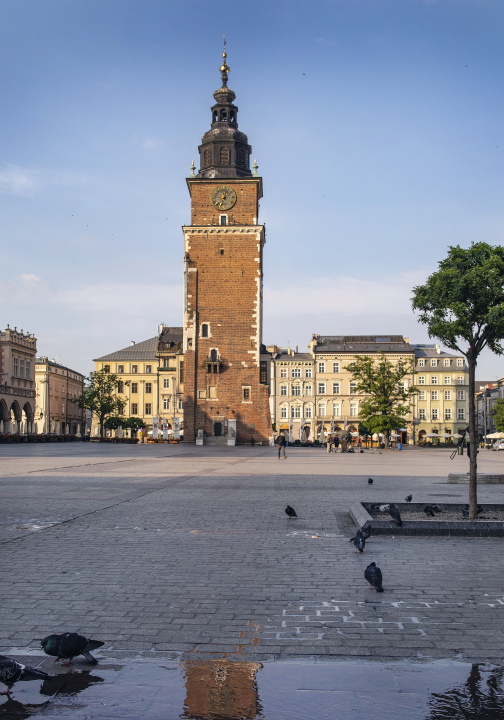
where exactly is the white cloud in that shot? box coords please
[0,165,41,195]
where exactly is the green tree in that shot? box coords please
[491,398,504,433]
[73,370,128,437]
[104,416,126,431]
[412,242,504,519]
[124,417,145,437]
[345,353,417,449]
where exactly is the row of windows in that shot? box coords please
[13,358,31,378]
[418,390,465,401]
[130,399,183,415]
[279,359,465,376]
[279,403,359,419]
[203,145,248,167]
[197,386,251,401]
[419,408,465,420]
[418,358,464,368]
[279,382,358,396]
[104,360,178,374]
[417,376,465,385]
[279,367,314,378]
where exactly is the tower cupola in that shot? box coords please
[197,41,252,179]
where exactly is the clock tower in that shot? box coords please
[182,46,271,444]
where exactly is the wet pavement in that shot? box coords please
[0,444,503,716]
[1,656,503,719]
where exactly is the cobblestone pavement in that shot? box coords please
[0,444,503,666]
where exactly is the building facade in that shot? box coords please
[475,379,503,441]
[310,335,416,443]
[93,326,184,436]
[0,326,37,433]
[35,358,85,434]
[182,49,271,444]
[269,349,315,440]
[411,344,470,443]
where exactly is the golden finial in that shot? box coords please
[252,159,259,177]
[189,160,195,178]
[220,34,230,84]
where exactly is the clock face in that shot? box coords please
[211,185,237,211]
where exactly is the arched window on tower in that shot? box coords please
[204,149,211,166]
[213,111,218,123]
[201,324,209,338]
[229,111,235,122]
[220,109,227,121]
[238,148,245,167]
[220,147,229,164]
[210,349,218,362]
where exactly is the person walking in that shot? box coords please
[327,435,333,453]
[333,435,340,454]
[276,431,287,459]
[357,436,362,451]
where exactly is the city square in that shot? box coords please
[1,443,503,717]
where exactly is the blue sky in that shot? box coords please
[1,0,503,378]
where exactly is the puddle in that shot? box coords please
[0,658,503,719]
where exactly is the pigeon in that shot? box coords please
[0,656,50,695]
[285,505,297,519]
[378,504,390,513]
[349,529,365,552]
[405,495,412,503]
[387,504,402,527]
[368,478,373,484]
[360,525,372,540]
[424,505,436,517]
[360,450,364,453]
[364,562,384,592]
[41,633,104,665]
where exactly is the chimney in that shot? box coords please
[296,346,298,353]
[130,341,135,346]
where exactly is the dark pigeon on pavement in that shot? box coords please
[388,504,402,527]
[352,529,365,553]
[0,656,50,695]
[424,505,436,517]
[364,562,384,592]
[405,495,412,502]
[361,525,372,540]
[285,505,297,519]
[368,478,373,484]
[41,633,104,665]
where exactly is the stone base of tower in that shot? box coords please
[183,361,271,445]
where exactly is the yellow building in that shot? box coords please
[411,344,469,443]
[309,335,416,443]
[92,325,184,437]
[35,357,85,434]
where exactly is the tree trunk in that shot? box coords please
[384,432,389,450]
[467,353,478,520]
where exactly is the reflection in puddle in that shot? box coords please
[426,664,504,719]
[0,668,105,718]
[182,660,262,720]
[2,658,504,719]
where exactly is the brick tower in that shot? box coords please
[182,45,271,445]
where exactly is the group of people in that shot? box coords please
[275,431,362,458]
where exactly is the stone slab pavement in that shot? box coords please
[0,443,503,668]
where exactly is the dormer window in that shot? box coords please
[220,147,229,163]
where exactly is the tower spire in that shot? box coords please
[220,34,230,86]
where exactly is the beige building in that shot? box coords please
[269,348,315,440]
[92,325,184,436]
[35,358,85,435]
[310,335,416,443]
[0,326,37,433]
[412,344,469,443]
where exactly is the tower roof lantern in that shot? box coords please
[195,40,254,180]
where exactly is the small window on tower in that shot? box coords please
[220,215,227,226]
[220,248,225,255]
[201,324,209,338]
[238,148,245,166]
[220,147,229,163]
[204,149,211,166]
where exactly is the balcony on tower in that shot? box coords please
[206,349,222,374]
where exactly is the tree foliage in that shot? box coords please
[73,369,128,437]
[345,353,417,449]
[411,242,504,518]
[491,399,504,433]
